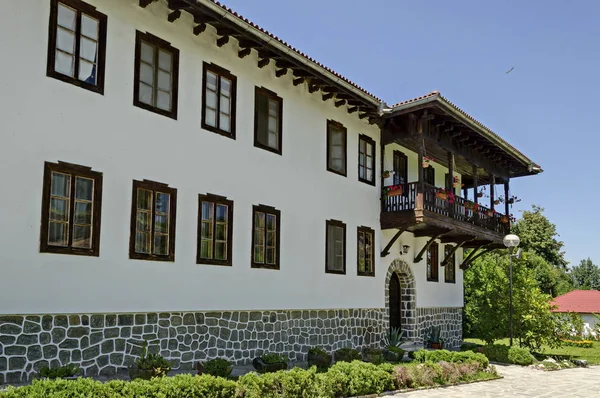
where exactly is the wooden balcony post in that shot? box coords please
[447,151,455,217]
[416,131,424,212]
[490,174,495,212]
[473,165,479,224]
[380,139,386,212]
[504,180,510,216]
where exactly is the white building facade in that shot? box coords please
[0,0,540,383]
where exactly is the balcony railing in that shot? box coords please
[383,182,510,235]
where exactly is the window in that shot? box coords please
[424,166,435,186]
[393,150,408,185]
[197,194,233,266]
[427,242,439,282]
[40,161,103,256]
[444,245,456,283]
[46,0,107,94]
[326,220,346,274]
[251,205,281,269]
[327,120,347,176]
[202,63,237,138]
[134,31,179,119]
[129,180,177,261]
[357,226,375,276]
[254,87,283,154]
[358,135,376,185]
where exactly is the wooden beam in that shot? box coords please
[414,234,442,263]
[462,247,496,269]
[193,14,213,24]
[322,92,334,101]
[258,58,270,68]
[473,165,479,206]
[441,241,467,266]
[139,0,154,7]
[381,227,408,257]
[308,84,319,93]
[293,77,304,86]
[193,23,207,36]
[504,180,510,217]
[413,227,450,238]
[216,35,229,47]
[275,68,288,77]
[238,46,251,58]
[459,244,486,269]
[238,40,262,49]
[167,10,181,22]
[490,174,495,211]
[348,106,359,114]
[292,69,313,78]
[335,99,346,108]
[359,113,369,119]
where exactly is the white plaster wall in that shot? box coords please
[582,314,599,332]
[0,0,383,314]
[380,230,464,308]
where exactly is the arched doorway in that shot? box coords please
[385,259,416,340]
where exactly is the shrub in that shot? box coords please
[561,339,594,348]
[410,362,441,386]
[307,347,332,371]
[438,361,461,384]
[391,366,413,389]
[202,358,233,378]
[262,353,288,364]
[384,345,405,362]
[237,367,322,398]
[131,342,172,379]
[411,349,489,369]
[460,342,481,351]
[38,364,80,379]
[507,346,535,366]
[362,347,385,365]
[320,361,394,397]
[479,345,535,365]
[334,347,361,362]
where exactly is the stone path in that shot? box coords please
[394,364,600,397]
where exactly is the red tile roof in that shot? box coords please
[551,290,600,314]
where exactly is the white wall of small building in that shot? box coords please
[0,0,387,315]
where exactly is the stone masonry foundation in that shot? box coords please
[0,308,386,383]
[414,307,463,349]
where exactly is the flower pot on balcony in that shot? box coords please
[435,191,448,200]
[388,186,403,197]
[422,161,430,168]
[494,200,500,205]
[477,192,484,198]
[452,182,459,188]
[485,210,494,217]
[500,216,509,224]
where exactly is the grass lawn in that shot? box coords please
[464,338,600,365]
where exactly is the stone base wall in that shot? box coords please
[414,307,463,349]
[0,308,385,383]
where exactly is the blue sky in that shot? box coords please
[220,0,599,266]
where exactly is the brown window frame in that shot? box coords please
[40,161,103,256]
[46,0,108,94]
[201,62,237,138]
[444,245,456,284]
[358,134,376,186]
[129,179,177,262]
[393,150,408,186]
[325,219,346,275]
[254,87,283,155]
[251,204,281,270]
[133,31,180,119]
[424,166,435,186]
[326,120,347,177]
[427,242,439,282]
[357,226,375,277]
[197,193,234,266]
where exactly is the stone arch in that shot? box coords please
[384,259,417,341]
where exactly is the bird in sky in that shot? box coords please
[505,66,515,74]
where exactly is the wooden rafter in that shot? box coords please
[381,227,407,257]
[308,85,319,93]
[139,0,155,8]
[238,46,251,57]
[216,35,229,47]
[335,99,346,108]
[193,23,207,35]
[167,10,181,22]
[258,57,270,68]
[461,247,497,269]
[348,106,359,114]
[322,92,334,101]
[414,233,443,263]
[276,68,288,77]
[293,77,304,86]
[441,240,469,267]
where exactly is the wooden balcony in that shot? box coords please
[381,182,509,245]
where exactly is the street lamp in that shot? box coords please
[503,234,520,347]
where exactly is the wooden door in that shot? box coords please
[393,151,408,185]
[389,273,401,330]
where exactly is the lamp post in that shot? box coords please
[503,234,520,347]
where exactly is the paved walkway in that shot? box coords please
[394,364,600,397]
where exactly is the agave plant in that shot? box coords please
[385,327,406,347]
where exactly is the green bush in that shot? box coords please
[507,346,535,365]
[362,347,385,364]
[39,364,80,379]
[334,347,361,362]
[202,358,233,378]
[479,344,535,365]
[411,349,488,369]
[237,367,323,398]
[460,342,481,351]
[320,361,394,397]
[262,353,288,364]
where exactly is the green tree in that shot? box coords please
[571,258,600,290]
[511,205,568,270]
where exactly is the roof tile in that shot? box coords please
[550,290,600,314]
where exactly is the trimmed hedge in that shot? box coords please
[411,349,489,369]
[477,345,535,366]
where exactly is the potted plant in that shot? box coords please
[383,327,406,362]
[334,347,361,363]
[382,185,402,199]
[39,364,80,380]
[485,209,494,217]
[252,353,288,373]
[426,325,444,349]
[362,347,385,364]
[435,188,448,200]
[307,347,332,370]
[452,176,460,188]
[129,341,172,380]
[382,170,394,179]
[197,358,233,378]
[500,215,510,224]
[422,156,434,168]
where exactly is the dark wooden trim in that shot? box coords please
[40,161,103,257]
[325,219,346,275]
[196,193,234,266]
[444,244,457,283]
[459,244,484,270]
[253,86,283,155]
[129,179,177,262]
[133,30,180,119]
[326,120,347,177]
[414,233,442,263]
[358,134,376,186]
[462,247,496,269]
[380,227,407,257]
[426,241,439,282]
[357,226,375,277]
[251,204,281,270]
[201,62,237,139]
[46,0,108,95]
[504,180,510,220]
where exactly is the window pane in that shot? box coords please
[215,223,225,241]
[140,63,154,85]
[156,193,170,213]
[137,189,152,210]
[220,96,230,114]
[266,214,276,230]
[81,14,99,40]
[215,204,227,222]
[200,240,212,259]
[136,211,151,232]
[78,60,95,83]
[57,4,76,30]
[158,50,172,72]
[56,27,75,54]
[201,222,213,239]
[220,78,231,96]
[141,42,154,64]
[215,242,226,261]
[268,99,278,115]
[206,91,217,109]
[206,72,217,91]
[266,231,275,246]
[157,91,171,111]
[202,202,214,221]
[255,212,265,228]
[254,229,264,246]
[155,214,168,233]
[51,173,70,197]
[79,37,97,62]
[48,222,68,246]
[154,235,168,255]
[219,114,230,132]
[75,177,93,200]
[157,70,171,91]
[50,198,69,221]
[266,247,275,264]
[366,168,373,181]
[254,246,264,263]
[205,109,216,127]
[72,225,91,248]
[74,202,92,224]
[135,232,150,254]
[268,116,278,134]
[268,131,278,149]
[55,51,74,77]
[331,130,343,145]
[139,82,153,105]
